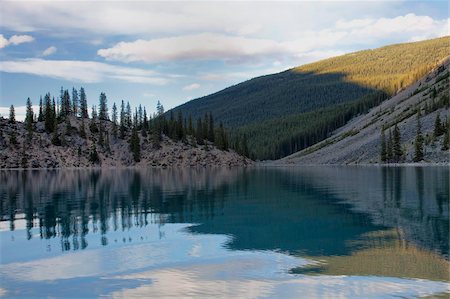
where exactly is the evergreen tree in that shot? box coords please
[393,124,402,162]
[138,104,143,128]
[38,96,44,122]
[72,88,79,117]
[120,100,126,139]
[8,105,15,124]
[60,89,71,118]
[196,117,204,145]
[25,97,34,141]
[442,126,449,151]
[156,100,164,115]
[90,106,99,133]
[176,111,184,140]
[380,128,387,162]
[241,134,249,157]
[188,115,193,136]
[129,127,141,162]
[203,113,209,141]
[44,94,54,133]
[112,102,118,139]
[142,107,149,135]
[51,118,61,146]
[126,102,132,128]
[215,122,228,150]
[79,87,88,118]
[434,113,444,137]
[98,123,104,147]
[151,122,161,149]
[9,130,17,145]
[89,144,100,164]
[98,92,109,120]
[414,114,424,162]
[208,113,215,142]
[79,119,86,138]
[386,129,393,163]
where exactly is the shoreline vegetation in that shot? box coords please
[1,88,252,169]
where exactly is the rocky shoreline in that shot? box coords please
[0,117,252,169]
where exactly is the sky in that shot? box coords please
[0,1,448,120]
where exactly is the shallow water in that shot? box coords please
[0,166,449,298]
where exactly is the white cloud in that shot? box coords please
[183,83,201,91]
[0,59,169,85]
[97,14,448,64]
[98,34,284,63]
[42,46,57,56]
[0,34,34,49]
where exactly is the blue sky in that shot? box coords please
[0,1,448,120]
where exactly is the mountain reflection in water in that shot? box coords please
[0,166,448,298]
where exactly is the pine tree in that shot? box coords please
[188,115,193,136]
[72,88,79,117]
[9,130,17,145]
[129,127,141,162]
[176,111,184,140]
[380,128,387,162]
[112,102,118,139]
[38,96,44,122]
[414,114,424,162]
[79,87,88,118]
[138,104,143,128]
[196,117,204,145]
[208,113,215,142]
[386,129,393,163]
[98,92,109,120]
[90,107,99,134]
[215,122,228,150]
[241,134,249,158]
[25,97,34,141]
[442,126,449,151]
[434,113,444,137]
[60,89,71,118]
[51,118,61,146]
[120,100,126,139]
[89,144,100,164]
[126,102,132,128]
[142,108,148,137]
[79,119,86,138]
[44,94,54,133]
[393,124,402,163]
[8,105,15,124]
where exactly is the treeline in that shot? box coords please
[233,91,387,160]
[380,111,450,163]
[6,87,250,165]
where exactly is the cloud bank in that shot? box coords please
[97,14,448,64]
[0,59,169,85]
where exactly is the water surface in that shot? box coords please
[0,166,449,298]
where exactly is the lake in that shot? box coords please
[0,166,449,298]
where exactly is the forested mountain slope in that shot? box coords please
[173,36,449,160]
[277,58,450,165]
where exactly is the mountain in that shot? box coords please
[277,58,449,165]
[173,36,450,160]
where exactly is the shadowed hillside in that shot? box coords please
[173,36,450,160]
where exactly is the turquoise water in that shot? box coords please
[0,166,449,298]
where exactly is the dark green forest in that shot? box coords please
[173,36,450,160]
